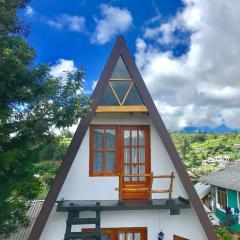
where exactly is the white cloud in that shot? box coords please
[50,59,77,79]
[47,14,86,32]
[91,80,98,91]
[135,0,240,130]
[91,4,133,44]
[25,6,34,17]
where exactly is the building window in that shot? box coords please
[90,125,150,179]
[99,56,144,107]
[90,126,117,176]
[217,187,227,210]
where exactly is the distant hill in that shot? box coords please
[182,124,238,133]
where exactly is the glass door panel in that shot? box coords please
[118,230,145,240]
[121,126,150,200]
[123,128,147,183]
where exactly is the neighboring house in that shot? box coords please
[194,182,220,226]
[203,155,233,168]
[233,144,240,149]
[9,200,44,240]
[28,36,217,240]
[213,155,231,163]
[200,162,240,232]
[194,182,211,209]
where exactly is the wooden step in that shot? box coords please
[151,190,170,193]
[67,217,99,225]
[115,187,150,192]
[65,231,100,239]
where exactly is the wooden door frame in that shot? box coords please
[120,125,151,199]
[83,227,147,239]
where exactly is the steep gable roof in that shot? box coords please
[29,36,217,240]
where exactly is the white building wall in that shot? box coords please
[40,112,207,239]
[58,113,187,200]
[41,207,207,240]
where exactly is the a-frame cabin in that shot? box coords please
[29,36,217,240]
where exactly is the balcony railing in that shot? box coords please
[115,172,175,202]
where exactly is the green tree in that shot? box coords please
[179,138,190,159]
[0,0,89,237]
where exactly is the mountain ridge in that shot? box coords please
[181,124,238,133]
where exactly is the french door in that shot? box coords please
[83,228,147,240]
[120,126,150,200]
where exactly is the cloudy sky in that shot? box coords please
[22,0,240,130]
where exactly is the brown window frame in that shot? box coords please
[83,227,147,239]
[89,125,150,178]
[90,125,119,176]
[217,187,227,210]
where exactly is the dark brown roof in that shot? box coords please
[29,36,217,240]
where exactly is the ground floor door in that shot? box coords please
[83,227,147,240]
[120,126,151,200]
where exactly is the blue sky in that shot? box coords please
[22,0,240,130]
[23,0,185,91]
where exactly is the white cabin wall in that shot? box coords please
[40,206,67,240]
[40,208,207,240]
[58,112,187,200]
[40,112,208,239]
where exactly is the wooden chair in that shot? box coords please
[116,172,175,201]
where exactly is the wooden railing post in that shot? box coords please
[169,172,174,199]
[149,172,154,201]
[119,173,123,202]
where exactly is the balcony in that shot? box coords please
[57,173,190,216]
[57,197,190,216]
[115,172,175,202]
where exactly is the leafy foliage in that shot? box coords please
[171,132,240,177]
[0,0,89,237]
[215,226,233,240]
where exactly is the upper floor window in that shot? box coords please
[90,126,117,176]
[89,125,150,179]
[217,187,227,210]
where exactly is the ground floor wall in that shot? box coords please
[214,187,240,232]
[40,206,207,240]
[216,208,240,232]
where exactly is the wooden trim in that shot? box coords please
[173,235,189,240]
[110,78,132,81]
[96,105,148,112]
[121,81,134,105]
[108,81,122,105]
[29,36,217,240]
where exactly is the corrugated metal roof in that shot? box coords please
[194,182,211,199]
[8,200,44,240]
[199,162,240,191]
